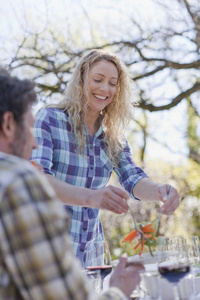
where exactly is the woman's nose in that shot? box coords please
[100,82,109,92]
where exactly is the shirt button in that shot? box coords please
[83,228,87,231]
[80,249,84,252]
[90,146,93,149]
[90,166,93,170]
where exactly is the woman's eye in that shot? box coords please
[110,82,117,87]
[94,79,101,83]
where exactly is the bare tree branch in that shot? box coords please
[139,81,200,111]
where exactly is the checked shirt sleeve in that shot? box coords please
[114,139,148,199]
[0,164,127,300]
[31,108,55,175]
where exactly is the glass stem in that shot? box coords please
[101,279,104,290]
[173,284,180,300]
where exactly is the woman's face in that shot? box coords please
[85,59,118,114]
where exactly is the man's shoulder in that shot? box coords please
[0,151,33,169]
[0,152,35,185]
[0,152,56,201]
[0,151,29,168]
[0,152,47,187]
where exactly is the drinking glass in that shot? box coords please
[158,236,191,300]
[139,270,161,300]
[186,236,200,296]
[186,236,200,268]
[84,240,112,290]
[82,268,101,295]
[137,241,162,300]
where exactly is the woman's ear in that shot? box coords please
[1,111,16,140]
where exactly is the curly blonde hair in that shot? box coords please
[50,49,135,164]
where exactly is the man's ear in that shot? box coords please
[1,111,16,140]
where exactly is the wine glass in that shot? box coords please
[158,236,191,300]
[186,236,200,267]
[185,236,200,296]
[84,240,112,290]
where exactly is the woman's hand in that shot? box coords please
[89,185,129,214]
[157,184,180,215]
[45,175,129,212]
[133,178,180,215]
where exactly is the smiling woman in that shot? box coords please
[85,60,118,136]
[30,49,180,267]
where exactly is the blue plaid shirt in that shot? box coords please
[31,108,148,265]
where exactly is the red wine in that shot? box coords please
[86,265,112,280]
[158,265,190,283]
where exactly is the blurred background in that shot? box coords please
[1,0,200,258]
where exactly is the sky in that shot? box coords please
[0,0,165,39]
[0,0,190,164]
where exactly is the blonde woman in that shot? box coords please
[31,49,180,265]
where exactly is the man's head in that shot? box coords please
[0,68,37,160]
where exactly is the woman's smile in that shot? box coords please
[85,59,118,113]
[93,93,108,101]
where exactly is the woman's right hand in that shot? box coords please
[45,175,129,213]
[109,253,143,297]
[88,185,129,214]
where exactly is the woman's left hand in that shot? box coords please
[157,184,180,215]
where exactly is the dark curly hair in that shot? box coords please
[0,68,37,130]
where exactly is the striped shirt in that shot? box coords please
[31,108,148,265]
[0,152,128,300]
